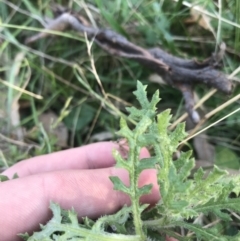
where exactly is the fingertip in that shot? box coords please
[2,142,118,178]
[2,141,151,179]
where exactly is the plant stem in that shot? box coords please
[130,140,146,241]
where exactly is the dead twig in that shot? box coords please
[24,7,232,124]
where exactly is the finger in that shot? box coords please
[3,141,150,178]
[0,166,159,241]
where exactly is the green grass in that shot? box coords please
[0,0,240,172]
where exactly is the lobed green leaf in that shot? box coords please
[109,176,131,195]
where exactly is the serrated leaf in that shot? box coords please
[117,118,133,139]
[174,222,228,241]
[109,176,130,195]
[50,201,63,222]
[194,167,205,181]
[27,202,140,241]
[134,115,152,135]
[149,90,161,110]
[177,158,195,181]
[18,233,30,241]
[169,200,189,210]
[195,198,240,217]
[181,209,199,219]
[205,166,228,183]
[137,133,157,146]
[224,175,240,195]
[133,81,149,108]
[83,217,95,228]
[136,157,158,173]
[157,109,171,136]
[138,204,150,213]
[137,184,153,197]
[174,151,192,171]
[68,209,79,226]
[126,106,144,120]
[169,122,187,149]
[212,209,232,221]
[113,149,131,170]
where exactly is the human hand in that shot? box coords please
[0,141,176,241]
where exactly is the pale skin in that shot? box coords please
[0,141,178,241]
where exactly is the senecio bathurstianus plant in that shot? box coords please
[17,81,240,240]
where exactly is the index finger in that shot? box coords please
[3,141,150,178]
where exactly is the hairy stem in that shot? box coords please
[130,140,145,240]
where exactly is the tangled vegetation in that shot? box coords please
[1,0,240,240]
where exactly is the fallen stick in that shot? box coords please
[25,7,232,123]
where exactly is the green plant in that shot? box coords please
[20,81,240,241]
